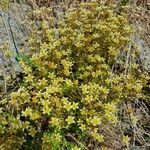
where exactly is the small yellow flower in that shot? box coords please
[81,108,87,115]
[84,95,93,103]
[100,87,109,94]
[123,135,130,146]
[62,97,68,104]
[11,92,19,99]
[65,79,73,87]
[104,102,117,112]
[25,74,34,82]
[36,91,43,98]
[29,128,37,137]
[22,107,32,117]
[32,96,38,103]
[38,78,47,86]
[54,133,62,142]
[63,102,72,111]
[66,116,75,125]
[130,114,138,125]
[72,102,79,110]
[23,66,32,74]
[96,134,104,142]
[79,124,86,131]
[51,117,59,126]
[42,100,50,107]
[30,112,40,120]
[91,116,101,126]
[43,106,51,115]
[91,129,104,142]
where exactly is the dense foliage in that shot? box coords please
[0,1,149,149]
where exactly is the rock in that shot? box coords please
[132,34,150,72]
[0,3,30,76]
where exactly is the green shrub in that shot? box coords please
[0,1,148,149]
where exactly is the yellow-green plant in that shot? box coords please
[0,0,10,10]
[0,1,148,149]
